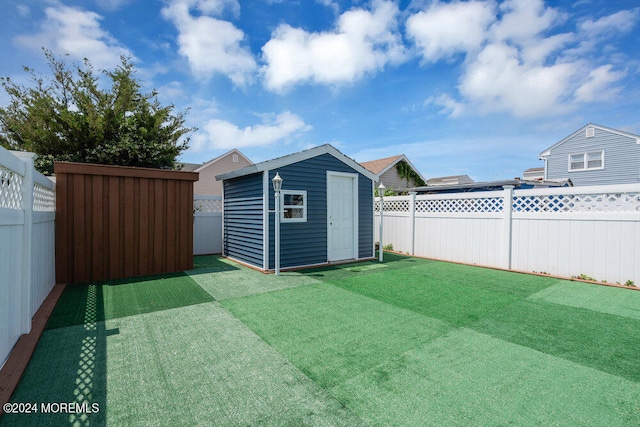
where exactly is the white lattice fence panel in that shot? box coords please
[33,183,55,211]
[194,197,223,213]
[415,197,503,213]
[512,192,640,213]
[0,166,23,209]
[375,198,410,213]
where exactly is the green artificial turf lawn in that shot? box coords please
[46,272,214,329]
[4,254,640,426]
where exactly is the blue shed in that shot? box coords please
[215,144,376,271]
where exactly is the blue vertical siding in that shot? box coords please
[267,153,374,269]
[546,127,640,186]
[223,173,264,268]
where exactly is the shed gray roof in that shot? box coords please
[215,144,376,181]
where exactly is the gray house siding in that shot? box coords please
[267,153,373,269]
[545,127,640,186]
[223,173,264,268]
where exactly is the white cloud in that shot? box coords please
[406,0,495,62]
[193,111,312,151]
[261,0,405,92]
[491,0,562,43]
[16,4,30,17]
[14,5,132,70]
[574,65,625,103]
[162,0,256,86]
[411,0,633,118]
[426,94,466,118]
[459,43,575,117]
[579,9,639,35]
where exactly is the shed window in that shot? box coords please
[569,151,603,171]
[281,190,307,222]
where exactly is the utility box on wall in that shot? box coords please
[54,162,199,284]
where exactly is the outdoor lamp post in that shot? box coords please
[378,182,385,262]
[272,173,283,275]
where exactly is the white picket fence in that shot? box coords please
[194,195,222,255]
[376,184,640,286]
[0,147,56,368]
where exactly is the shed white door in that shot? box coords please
[328,172,357,262]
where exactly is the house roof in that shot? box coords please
[216,144,377,181]
[179,149,253,173]
[360,155,403,175]
[360,154,426,182]
[523,167,544,173]
[427,174,474,185]
[540,123,640,158]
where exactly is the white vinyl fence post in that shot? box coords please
[502,185,514,270]
[409,192,416,256]
[16,152,35,334]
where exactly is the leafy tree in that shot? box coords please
[0,50,194,175]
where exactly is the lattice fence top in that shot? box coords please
[194,197,223,213]
[416,197,503,213]
[375,199,410,213]
[33,183,56,211]
[0,166,23,209]
[512,192,640,213]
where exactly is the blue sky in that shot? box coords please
[1,0,639,181]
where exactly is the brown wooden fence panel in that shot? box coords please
[55,162,198,284]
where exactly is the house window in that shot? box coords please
[232,154,238,162]
[569,151,603,171]
[281,190,306,222]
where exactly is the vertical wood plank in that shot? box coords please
[166,179,177,272]
[139,178,150,276]
[55,172,68,284]
[72,174,85,283]
[109,176,120,279]
[153,179,164,273]
[92,176,103,281]
[124,176,135,278]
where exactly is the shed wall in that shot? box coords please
[546,128,640,186]
[55,162,197,284]
[266,153,374,269]
[223,173,264,268]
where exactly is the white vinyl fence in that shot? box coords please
[193,195,222,255]
[376,184,640,286]
[1,147,56,367]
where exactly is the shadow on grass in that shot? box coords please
[188,255,240,275]
[2,285,109,426]
[301,252,419,280]
[46,272,214,330]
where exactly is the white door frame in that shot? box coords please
[327,171,359,262]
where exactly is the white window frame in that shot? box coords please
[568,150,604,172]
[281,190,307,223]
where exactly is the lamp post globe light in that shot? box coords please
[272,173,282,275]
[378,182,385,262]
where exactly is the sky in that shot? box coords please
[1,0,639,182]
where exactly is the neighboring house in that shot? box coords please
[180,149,252,196]
[540,123,640,186]
[360,154,426,190]
[216,144,376,272]
[427,175,474,186]
[523,167,544,180]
